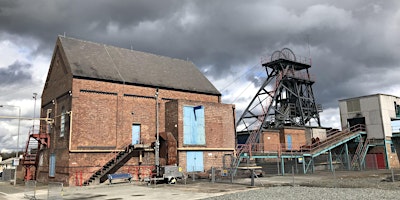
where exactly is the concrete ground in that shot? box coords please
[0,170,399,200]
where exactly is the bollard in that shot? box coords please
[211,167,215,183]
[192,167,195,181]
[392,168,395,182]
[251,169,255,186]
[292,166,295,187]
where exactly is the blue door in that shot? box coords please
[132,124,141,145]
[186,151,204,172]
[286,135,292,150]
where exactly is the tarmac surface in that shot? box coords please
[0,170,399,200]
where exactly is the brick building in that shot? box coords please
[37,36,235,186]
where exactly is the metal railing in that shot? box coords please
[261,53,312,66]
[47,182,63,200]
[299,124,366,153]
[102,141,133,165]
[242,124,366,156]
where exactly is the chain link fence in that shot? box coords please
[1,169,15,181]
[24,180,36,200]
[47,182,63,200]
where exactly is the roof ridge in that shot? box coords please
[58,35,192,65]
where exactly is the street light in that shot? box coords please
[32,93,38,134]
[0,104,21,186]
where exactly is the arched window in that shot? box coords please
[60,106,65,137]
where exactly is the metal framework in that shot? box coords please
[234,125,368,176]
[236,48,322,147]
[231,48,323,177]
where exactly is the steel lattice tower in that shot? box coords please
[236,48,322,147]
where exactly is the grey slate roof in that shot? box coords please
[59,36,220,95]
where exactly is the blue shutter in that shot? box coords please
[183,107,193,144]
[194,106,205,145]
[49,153,56,177]
[184,106,205,145]
[186,151,204,172]
[286,135,292,150]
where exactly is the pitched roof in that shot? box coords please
[58,36,220,95]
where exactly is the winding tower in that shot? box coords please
[236,48,322,150]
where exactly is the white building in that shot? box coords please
[339,94,400,169]
[0,157,17,170]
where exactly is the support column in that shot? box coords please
[302,156,306,174]
[344,143,351,170]
[281,157,285,176]
[384,139,390,169]
[328,150,333,172]
[311,158,314,173]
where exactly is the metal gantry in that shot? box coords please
[236,48,322,148]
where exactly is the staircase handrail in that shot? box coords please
[84,141,133,185]
[350,137,364,168]
[102,141,133,165]
[359,139,371,165]
[301,124,366,153]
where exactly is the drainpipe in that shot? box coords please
[232,105,237,151]
[68,111,73,151]
[155,88,160,176]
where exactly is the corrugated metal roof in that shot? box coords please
[59,36,221,95]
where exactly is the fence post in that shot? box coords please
[391,168,395,182]
[48,182,63,200]
[211,167,215,183]
[80,171,83,186]
[292,166,295,187]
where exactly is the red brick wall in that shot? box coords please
[165,99,235,172]
[165,100,235,149]
[262,130,280,152]
[280,128,306,151]
[386,138,400,169]
[70,79,220,150]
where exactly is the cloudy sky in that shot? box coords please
[0,0,399,152]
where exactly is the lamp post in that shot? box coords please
[0,104,21,186]
[32,93,37,134]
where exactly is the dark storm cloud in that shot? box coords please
[0,0,399,112]
[0,0,181,53]
[0,61,32,86]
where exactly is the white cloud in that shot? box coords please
[0,40,29,68]
[319,107,341,129]
[0,35,44,152]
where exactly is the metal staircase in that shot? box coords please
[350,137,364,169]
[22,128,50,180]
[83,142,134,185]
[301,124,366,155]
[350,138,370,170]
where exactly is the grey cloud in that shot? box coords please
[0,61,32,86]
[0,0,399,120]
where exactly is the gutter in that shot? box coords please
[177,147,234,151]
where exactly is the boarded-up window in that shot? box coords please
[60,107,65,137]
[347,99,361,112]
[49,153,56,177]
[183,106,205,145]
